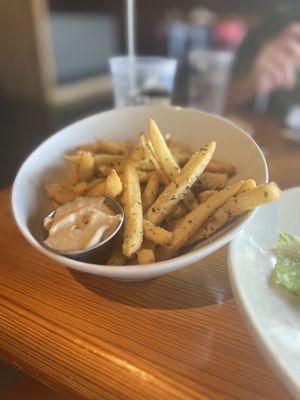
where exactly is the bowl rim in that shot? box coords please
[11,105,268,275]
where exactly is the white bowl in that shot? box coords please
[12,106,267,281]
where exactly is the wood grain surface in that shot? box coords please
[0,116,298,400]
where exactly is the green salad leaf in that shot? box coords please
[274,232,300,295]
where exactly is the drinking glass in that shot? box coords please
[188,49,234,115]
[109,56,177,107]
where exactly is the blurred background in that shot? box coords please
[1,0,300,396]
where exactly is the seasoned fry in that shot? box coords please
[137,248,155,264]
[168,141,236,176]
[137,159,157,171]
[67,152,127,177]
[197,190,217,203]
[94,154,126,166]
[138,170,156,183]
[189,181,280,245]
[45,182,77,205]
[64,154,81,163]
[194,172,228,191]
[98,164,124,176]
[149,118,180,180]
[86,180,106,196]
[98,159,157,182]
[78,152,95,181]
[72,181,89,195]
[145,142,216,225]
[129,137,157,171]
[158,180,244,260]
[72,178,105,195]
[122,163,143,257]
[65,163,79,186]
[88,178,104,188]
[143,219,173,245]
[172,203,187,218]
[206,182,266,242]
[76,143,101,153]
[183,192,199,211]
[206,160,236,176]
[148,119,198,210]
[238,178,257,193]
[94,140,129,155]
[105,169,123,198]
[142,173,160,211]
[139,134,169,185]
[187,179,256,245]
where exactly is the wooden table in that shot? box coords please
[0,116,299,400]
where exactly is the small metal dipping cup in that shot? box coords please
[39,197,124,264]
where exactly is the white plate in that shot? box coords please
[12,106,267,281]
[229,187,300,398]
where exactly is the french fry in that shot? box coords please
[67,152,128,178]
[149,119,180,180]
[88,178,104,189]
[137,160,157,171]
[86,180,106,196]
[183,192,199,211]
[104,169,123,198]
[187,179,257,245]
[129,138,148,161]
[143,219,173,245]
[194,172,228,191]
[206,160,236,176]
[77,143,101,153]
[162,216,182,231]
[129,137,156,171]
[197,190,217,203]
[65,163,79,186]
[180,182,250,232]
[148,119,198,210]
[98,164,124,176]
[98,163,153,179]
[137,248,155,264]
[138,170,156,184]
[158,180,244,260]
[94,140,129,155]
[188,181,280,245]
[94,154,126,166]
[145,142,216,225]
[64,154,81,163]
[172,203,187,218]
[238,178,257,193]
[139,134,169,185]
[45,182,77,205]
[72,181,89,195]
[122,163,143,257]
[142,173,160,211]
[78,152,95,181]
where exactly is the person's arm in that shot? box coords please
[226,23,300,113]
